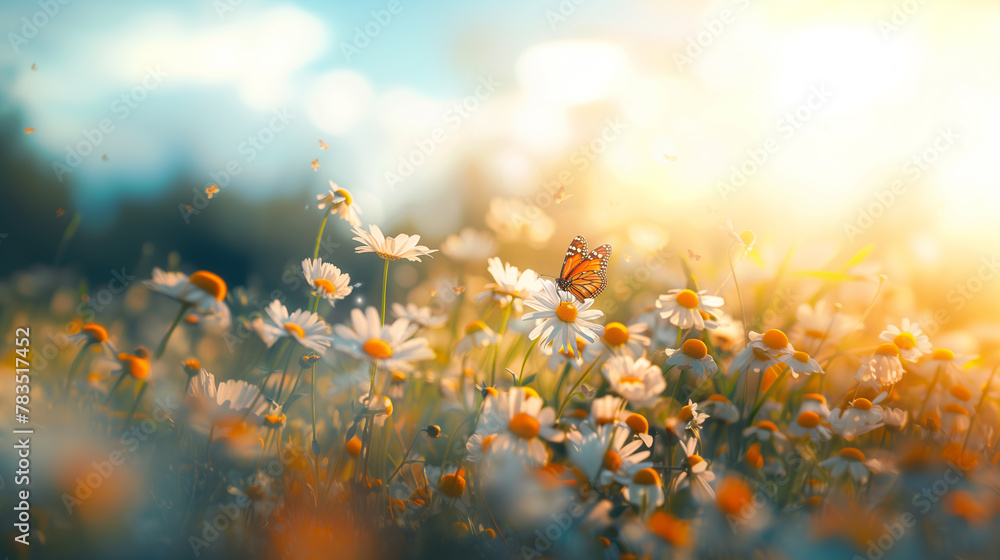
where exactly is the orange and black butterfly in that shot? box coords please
[556,236,611,302]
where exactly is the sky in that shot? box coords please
[3,0,1000,255]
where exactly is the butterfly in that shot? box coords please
[687,249,701,261]
[556,236,611,302]
[206,184,219,199]
[310,159,321,171]
[554,186,572,204]
[318,139,329,150]
[23,127,34,134]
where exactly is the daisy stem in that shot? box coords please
[312,206,332,260]
[552,361,573,404]
[916,365,942,422]
[666,368,684,414]
[728,243,749,343]
[748,368,789,423]
[63,342,93,398]
[490,304,513,386]
[103,373,127,406]
[963,362,999,454]
[387,429,423,484]
[310,363,318,447]
[441,413,477,469]
[154,303,190,361]
[121,380,148,431]
[519,338,539,385]
[380,259,390,326]
[556,353,603,420]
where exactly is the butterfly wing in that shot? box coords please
[558,237,611,301]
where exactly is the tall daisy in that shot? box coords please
[595,321,651,358]
[334,306,434,372]
[878,318,931,362]
[440,228,497,262]
[352,225,437,262]
[317,181,362,227]
[252,300,335,355]
[477,257,541,308]
[655,289,725,330]
[482,387,565,467]
[392,302,447,329]
[568,423,650,484]
[664,339,718,380]
[854,343,905,388]
[603,355,666,409]
[671,437,716,500]
[301,258,353,304]
[145,268,229,319]
[523,279,604,357]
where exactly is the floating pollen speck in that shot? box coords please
[31,63,36,70]
[102,154,109,161]
[688,249,701,261]
[554,186,572,204]
[206,184,219,199]
[56,207,65,217]
[623,252,633,263]
[311,159,321,171]
[24,127,35,134]
[429,289,437,297]
[452,286,466,295]
[319,139,329,150]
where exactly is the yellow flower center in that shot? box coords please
[739,230,756,247]
[81,323,109,343]
[481,434,496,452]
[345,435,362,457]
[949,385,972,402]
[678,405,694,422]
[797,411,821,428]
[335,188,353,206]
[805,329,828,340]
[932,348,955,361]
[619,375,643,385]
[681,339,708,359]
[465,320,487,334]
[676,289,700,309]
[439,472,466,498]
[314,278,337,294]
[184,358,201,371]
[944,403,969,416]
[632,467,661,486]
[756,420,778,432]
[687,454,704,468]
[625,413,649,435]
[893,332,917,351]
[126,356,150,380]
[792,351,811,364]
[284,322,305,339]
[647,512,690,547]
[391,371,407,384]
[708,394,730,403]
[522,387,541,400]
[838,447,866,462]
[363,338,394,359]
[803,393,827,405]
[603,450,623,473]
[189,270,227,301]
[603,322,629,346]
[875,343,900,357]
[508,413,540,439]
[555,301,578,322]
[264,413,286,426]
[761,329,789,350]
[853,398,873,411]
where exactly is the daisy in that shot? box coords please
[483,387,565,467]
[440,228,497,262]
[145,268,229,319]
[597,321,651,358]
[793,301,857,351]
[523,279,604,357]
[879,318,932,362]
[635,306,681,349]
[391,302,446,329]
[799,393,831,418]
[464,432,498,465]
[301,258,352,304]
[477,257,541,308]
[589,394,629,426]
[742,420,787,450]
[664,339,718,380]
[603,355,666,409]
[317,181,362,227]
[819,447,885,485]
[828,394,886,439]
[675,400,710,435]
[352,224,437,262]
[788,410,833,442]
[672,437,716,500]
[454,320,499,355]
[919,348,975,385]
[110,348,152,381]
[779,350,824,377]
[334,306,434,373]
[655,288,725,330]
[252,300,335,355]
[540,338,585,372]
[622,465,665,517]
[621,412,654,447]
[720,219,755,257]
[568,423,650,484]
[854,343,905,388]
[64,322,116,357]
[187,368,270,424]
[699,394,740,423]
[730,329,795,377]
[940,403,971,436]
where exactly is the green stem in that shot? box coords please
[556,353,603,420]
[388,429,423,483]
[121,380,148,431]
[963,363,999,454]
[310,363,318,449]
[154,304,190,360]
[748,368,789,423]
[519,338,539,385]
[380,259,390,326]
[490,304,513,386]
[104,373,127,406]
[313,207,332,260]
[64,343,93,398]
